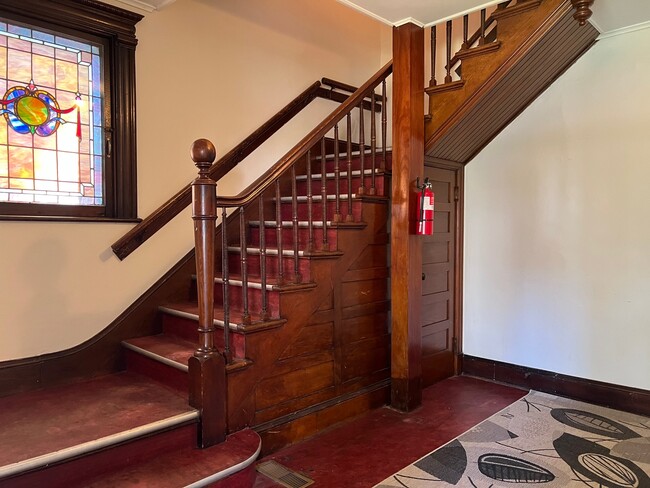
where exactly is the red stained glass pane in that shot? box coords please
[7,37,31,53]
[32,44,54,57]
[8,128,34,147]
[78,65,89,94]
[55,49,78,63]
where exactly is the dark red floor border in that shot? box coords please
[461,355,650,417]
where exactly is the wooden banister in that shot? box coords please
[111,81,322,260]
[320,77,383,104]
[215,61,393,209]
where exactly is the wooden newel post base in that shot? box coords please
[190,138,227,447]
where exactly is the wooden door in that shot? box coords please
[421,165,460,387]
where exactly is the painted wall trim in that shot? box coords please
[462,355,650,417]
[335,0,395,27]
[597,19,650,40]
[423,0,502,27]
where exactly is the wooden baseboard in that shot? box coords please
[255,380,390,456]
[462,355,650,417]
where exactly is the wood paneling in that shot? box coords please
[426,3,599,163]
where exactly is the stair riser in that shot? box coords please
[248,226,338,251]
[214,282,281,318]
[296,174,385,197]
[280,200,363,222]
[162,314,247,357]
[0,425,197,488]
[224,253,312,282]
[124,349,189,395]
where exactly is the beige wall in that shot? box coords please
[0,0,388,360]
[464,26,650,390]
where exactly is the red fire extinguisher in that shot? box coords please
[416,177,435,236]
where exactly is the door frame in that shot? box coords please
[424,156,464,375]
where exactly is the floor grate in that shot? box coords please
[256,460,314,488]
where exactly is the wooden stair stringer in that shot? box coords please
[427,1,599,162]
[225,202,388,432]
[425,0,569,148]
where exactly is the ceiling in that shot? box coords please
[107,0,650,35]
[336,0,650,33]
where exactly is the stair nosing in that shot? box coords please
[159,306,238,330]
[122,340,189,372]
[295,169,376,181]
[0,411,199,480]
[277,194,358,202]
[183,433,262,488]
[227,246,306,257]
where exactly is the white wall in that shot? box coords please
[0,0,388,361]
[464,26,650,390]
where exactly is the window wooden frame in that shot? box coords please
[0,0,142,221]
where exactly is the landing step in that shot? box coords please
[82,429,261,488]
[0,372,197,482]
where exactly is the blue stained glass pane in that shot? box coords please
[92,97,102,126]
[6,113,30,134]
[32,31,55,43]
[93,128,103,156]
[55,36,92,52]
[8,25,31,37]
[0,23,7,32]
[92,46,99,54]
[92,56,101,97]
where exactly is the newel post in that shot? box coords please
[188,138,227,448]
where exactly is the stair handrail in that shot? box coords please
[112,81,323,260]
[214,61,393,209]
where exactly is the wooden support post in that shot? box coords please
[189,138,227,448]
[391,23,424,412]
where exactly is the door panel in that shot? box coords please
[421,165,458,387]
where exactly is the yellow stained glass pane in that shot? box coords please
[57,122,79,153]
[59,181,79,193]
[34,149,58,180]
[7,49,31,83]
[55,60,78,92]
[55,90,78,123]
[33,131,56,150]
[0,36,6,47]
[55,49,77,63]
[32,55,55,89]
[80,154,90,183]
[58,151,79,183]
[79,125,90,154]
[8,146,33,178]
[32,44,54,57]
[78,66,89,94]
[35,179,57,191]
[0,47,6,79]
[0,145,7,176]
[0,177,8,189]
[7,38,31,53]
[11,178,34,190]
[8,128,34,148]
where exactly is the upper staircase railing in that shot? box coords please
[188,60,392,446]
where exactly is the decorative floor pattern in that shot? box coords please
[376,391,650,487]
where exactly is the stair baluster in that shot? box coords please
[346,113,354,222]
[258,196,269,320]
[221,206,231,363]
[333,123,342,223]
[381,80,387,172]
[369,91,377,196]
[275,180,285,285]
[462,14,469,49]
[430,25,437,87]
[357,102,366,195]
[445,20,453,83]
[306,150,314,252]
[480,9,487,45]
[291,165,302,282]
[320,137,329,250]
[239,208,251,324]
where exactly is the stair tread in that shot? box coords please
[249,219,366,229]
[82,429,261,488]
[0,372,196,478]
[124,334,196,370]
[161,302,287,332]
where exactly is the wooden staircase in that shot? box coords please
[0,0,602,485]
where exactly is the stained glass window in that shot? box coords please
[0,19,104,207]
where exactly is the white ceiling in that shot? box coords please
[107,0,650,36]
[337,0,650,34]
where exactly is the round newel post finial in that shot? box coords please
[191,138,216,174]
[571,0,594,26]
